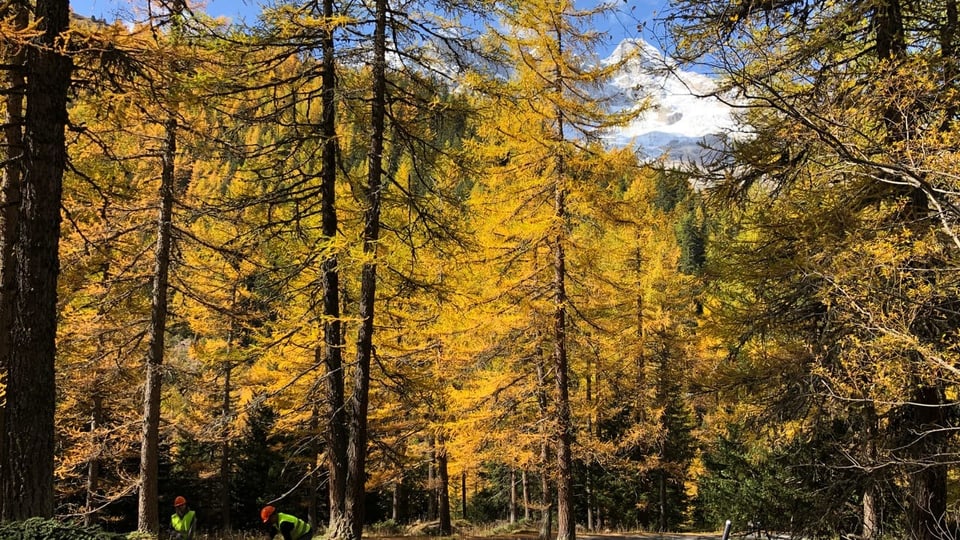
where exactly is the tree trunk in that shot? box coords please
[908,464,947,540]
[522,470,530,521]
[658,469,667,532]
[585,474,592,532]
[428,447,437,520]
[862,484,878,540]
[461,470,467,518]
[318,0,349,537]
[221,357,232,531]
[437,442,451,535]
[861,404,880,540]
[6,0,70,519]
[551,102,574,540]
[309,400,319,529]
[392,479,400,522]
[906,384,947,540]
[510,468,517,524]
[939,0,958,131]
[535,351,552,540]
[137,116,177,533]
[539,499,553,540]
[84,393,104,526]
[0,0,26,521]
[344,1,387,537]
[549,24,575,540]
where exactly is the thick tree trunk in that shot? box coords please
[549,25,574,540]
[906,384,947,540]
[343,1,387,538]
[137,117,177,533]
[0,0,26,521]
[319,0,348,536]
[551,108,574,540]
[908,464,947,540]
[6,0,70,519]
[862,485,878,540]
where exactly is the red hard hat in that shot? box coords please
[174,496,187,507]
[261,505,276,523]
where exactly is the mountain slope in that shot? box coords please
[601,39,738,164]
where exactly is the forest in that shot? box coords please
[1,0,960,539]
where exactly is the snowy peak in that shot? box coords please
[601,39,737,163]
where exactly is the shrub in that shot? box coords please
[0,518,128,540]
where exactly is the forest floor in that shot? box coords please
[416,532,735,540]
[585,534,726,539]
[187,526,793,540]
[473,532,783,540]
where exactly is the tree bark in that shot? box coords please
[510,468,517,524]
[551,51,574,540]
[6,0,70,519]
[84,393,104,526]
[220,358,232,531]
[437,441,451,535]
[658,469,667,533]
[862,485,878,540]
[309,399,319,529]
[0,0,26,521]
[906,384,947,540]
[392,479,400,522]
[319,0,348,536]
[428,452,437,520]
[461,470,467,518]
[137,116,177,533]
[522,470,530,521]
[343,1,387,538]
[536,356,553,540]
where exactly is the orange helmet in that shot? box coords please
[174,496,187,507]
[261,505,276,523]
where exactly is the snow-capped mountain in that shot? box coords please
[600,39,738,164]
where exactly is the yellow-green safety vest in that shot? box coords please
[278,512,311,539]
[171,509,196,536]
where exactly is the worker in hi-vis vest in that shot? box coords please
[261,505,312,540]
[170,495,196,539]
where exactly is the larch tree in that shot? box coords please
[468,2,637,538]
[131,1,212,531]
[241,2,494,538]
[4,0,71,519]
[667,0,960,537]
[56,16,184,524]
[238,1,350,528]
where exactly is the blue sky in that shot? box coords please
[70,0,671,58]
